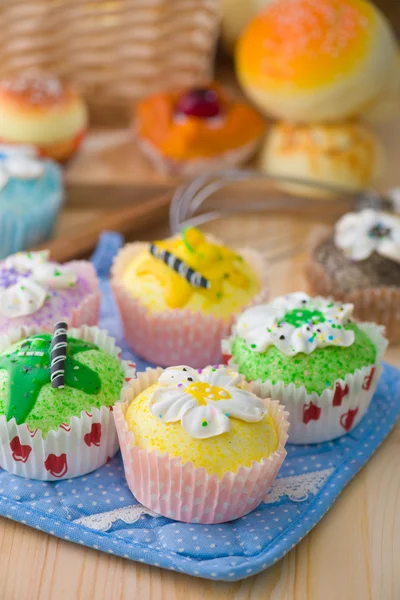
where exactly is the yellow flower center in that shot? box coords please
[185,382,231,406]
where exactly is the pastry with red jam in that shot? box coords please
[135,83,265,175]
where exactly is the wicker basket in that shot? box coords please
[0,0,220,125]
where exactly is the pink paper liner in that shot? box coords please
[0,325,136,480]
[111,242,269,368]
[68,261,101,328]
[306,227,400,344]
[223,322,387,444]
[114,368,289,524]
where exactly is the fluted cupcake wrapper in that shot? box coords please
[223,323,387,445]
[306,227,400,344]
[0,181,63,259]
[137,136,262,176]
[66,261,101,329]
[114,368,289,524]
[0,325,136,480]
[111,242,269,368]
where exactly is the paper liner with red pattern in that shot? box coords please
[0,325,136,480]
[306,226,400,344]
[114,368,289,524]
[222,323,387,444]
[111,242,269,368]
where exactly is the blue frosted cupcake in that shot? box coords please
[0,145,63,258]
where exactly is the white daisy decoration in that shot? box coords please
[149,365,266,439]
[0,250,77,318]
[335,209,400,263]
[235,292,355,356]
[0,145,44,191]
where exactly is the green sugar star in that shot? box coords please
[0,334,102,425]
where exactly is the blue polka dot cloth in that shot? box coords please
[0,233,399,581]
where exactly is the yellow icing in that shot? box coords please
[120,228,261,319]
[125,383,279,478]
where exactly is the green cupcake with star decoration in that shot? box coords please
[0,323,134,480]
[222,292,387,444]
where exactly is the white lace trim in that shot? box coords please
[74,504,159,532]
[263,468,334,504]
[73,469,334,531]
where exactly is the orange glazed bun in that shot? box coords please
[0,73,88,161]
[135,83,265,175]
[236,0,398,123]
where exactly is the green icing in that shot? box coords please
[230,323,376,395]
[281,308,325,328]
[0,335,124,434]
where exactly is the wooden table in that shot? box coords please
[1,121,400,599]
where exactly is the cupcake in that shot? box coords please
[0,323,135,480]
[260,120,383,198]
[114,365,288,523]
[0,250,100,333]
[111,227,269,367]
[307,209,400,342]
[135,83,265,175]
[236,0,398,123]
[0,145,64,258]
[222,292,387,444]
[0,72,87,162]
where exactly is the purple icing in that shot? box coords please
[0,266,32,289]
[0,261,97,333]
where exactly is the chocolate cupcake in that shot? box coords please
[307,209,400,342]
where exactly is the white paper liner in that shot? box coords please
[0,325,136,480]
[111,240,269,368]
[137,136,262,176]
[114,368,289,524]
[223,322,388,444]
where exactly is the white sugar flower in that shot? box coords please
[0,145,44,191]
[235,292,354,356]
[0,251,77,318]
[149,365,266,439]
[335,209,400,263]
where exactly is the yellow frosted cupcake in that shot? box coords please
[111,228,268,367]
[114,365,289,523]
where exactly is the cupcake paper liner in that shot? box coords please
[306,227,400,344]
[67,261,101,328]
[0,162,64,259]
[0,325,136,480]
[137,136,262,176]
[223,323,387,445]
[114,368,289,524]
[111,242,269,368]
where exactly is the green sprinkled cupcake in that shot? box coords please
[222,292,387,444]
[0,323,135,480]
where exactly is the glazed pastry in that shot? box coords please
[135,83,265,175]
[114,365,288,523]
[307,209,400,341]
[0,250,100,332]
[223,292,387,443]
[260,120,383,197]
[0,73,87,161]
[111,227,268,367]
[0,145,63,258]
[236,0,398,122]
[0,323,135,480]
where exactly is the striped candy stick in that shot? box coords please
[51,321,68,389]
[149,243,211,289]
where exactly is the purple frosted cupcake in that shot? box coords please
[0,250,100,333]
